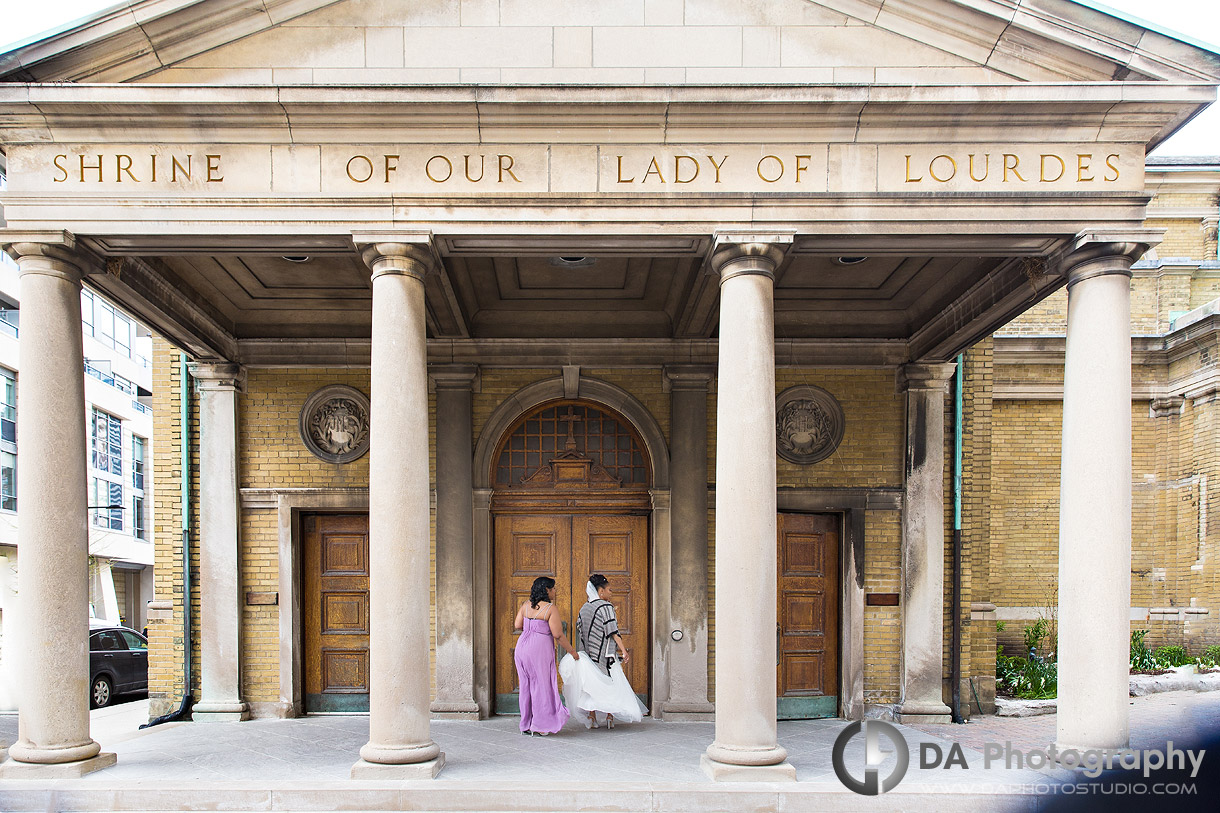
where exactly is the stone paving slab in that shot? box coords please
[2,692,1218,810]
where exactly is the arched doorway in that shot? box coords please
[491,400,652,714]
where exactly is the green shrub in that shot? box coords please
[1130,630,1157,670]
[997,650,1058,699]
[1152,645,1191,667]
[1023,618,1050,657]
[1200,646,1220,667]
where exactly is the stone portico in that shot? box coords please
[0,0,1217,783]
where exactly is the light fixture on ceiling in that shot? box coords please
[834,256,868,265]
[282,255,311,263]
[550,256,597,268]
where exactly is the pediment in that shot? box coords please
[1,0,1218,85]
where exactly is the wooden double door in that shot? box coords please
[493,513,649,713]
[303,513,370,712]
[777,512,840,719]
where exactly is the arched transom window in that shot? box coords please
[494,401,650,487]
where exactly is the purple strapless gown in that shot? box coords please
[514,616,570,734]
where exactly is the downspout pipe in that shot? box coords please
[141,353,194,727]
[950,354,965,723]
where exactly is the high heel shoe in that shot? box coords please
[607,715,615,730]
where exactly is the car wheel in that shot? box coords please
[91,675,113,709]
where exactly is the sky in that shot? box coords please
[0,0,1217,155]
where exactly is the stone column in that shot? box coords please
[662,366,715,718]
[897,363,956,724]
[189,362,249,722]
[702,235,795,782]
[1,235,114,776]
[1056,237,1152,752]
[352,236,444,778]
[430,364,480,718]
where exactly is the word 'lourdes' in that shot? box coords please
[905,152,1121,183]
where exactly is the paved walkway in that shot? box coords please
[0,691,1216,811]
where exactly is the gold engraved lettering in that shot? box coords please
[79,154,103,183]
[643,157,665,183]
[52,154,68,183]
[464,154,484,182]
[426,155,453,183]
[968,153,989,182]
[795,155,811,183]
[1077,154,1093,182]
[905,155,922,183]
[707,155,727,183]
[150,155,157,183]
[617,155,635,183]
[1105,154,1120,182]
[172,155,192,183]
[384,155,399,183]
[1040,154,1065,183]
[498,154,520,183]
[206,155,223,182]
[116,155,138,183]
[346,155,373,183]
[674,155,699,184]
[1002,154,1026,182]
[928,155,957,183]
[757,155,783,183]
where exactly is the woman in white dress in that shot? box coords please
[558,574,647,729]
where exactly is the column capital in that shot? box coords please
[353,231,441,281]
[1061,229,1164,287]
[428,363,480,393]
[662,364,716,393]
[898,362,956,393]
[2,230,93,286]
[189,362,246,392]
[708,232,794,283]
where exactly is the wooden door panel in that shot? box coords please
[493,515,569,710]
[777,513,838,719]
[303,513,370,712]
[572,515,649,696]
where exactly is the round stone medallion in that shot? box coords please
[775,385,845,465]
[299,385,371,464]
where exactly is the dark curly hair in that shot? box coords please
[530,576,556,608]
[589,573,608,591]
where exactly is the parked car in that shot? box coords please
[88,622,148,708]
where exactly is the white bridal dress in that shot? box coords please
[558,652,647,727]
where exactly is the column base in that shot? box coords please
[351,754,445,779]
[700,754,796,782]
[898,701,952,724]
[659,700,715,721]
[0,752,116,778]
[192,701,250,723]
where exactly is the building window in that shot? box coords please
[133,495,146,540]
[132,435,146,491]
[81,290,133,359]
[0,369,14,512]
[132,434,146,540]
[1,451,15,512]
[90,408,123,530]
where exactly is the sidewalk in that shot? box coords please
[0,691,1216,811]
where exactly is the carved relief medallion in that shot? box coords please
[299,385,371,464]
[775,385,845,465]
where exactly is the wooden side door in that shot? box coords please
[493,514,571,713]
[303,513,370,712]
[571,514,650,698]
[777,512,839,719]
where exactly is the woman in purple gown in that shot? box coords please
[513,576,580,735]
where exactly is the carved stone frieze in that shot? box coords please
[775,385,845,465]
[299,385,371,464]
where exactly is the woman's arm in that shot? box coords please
[545,605,580,659]
[514,601,525,631]
[611,632,630,663]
